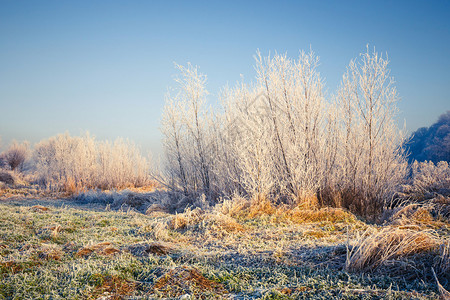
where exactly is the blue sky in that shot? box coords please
[1,0,449,157]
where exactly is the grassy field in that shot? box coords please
[0,189,449,299]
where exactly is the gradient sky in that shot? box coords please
[1,0,449,158]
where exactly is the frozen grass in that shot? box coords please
[0,195,448,299]
[345,227,440,272]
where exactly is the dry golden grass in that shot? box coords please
[29,205,50,212]
[346,227,440,272]
[62,177,87,196]
[0,261,41,275]
[208,214,244,232]
[75,242,121,258]
[247,197,277,218]
[145,203,169,215]
[125,184,159,193]
[43,224,62,238]
[292,191,320,209]
[153,266,227,298]
[36,244,63,261]
[219,196,356,225]
[168,208,201,230]
[169,208,244,233]
[88,274,136,300]
[286,207,356,224]
[128,242,176,256]
[218,195,250,217]
[385,203,450,230]
[390,204,434,224]
[304,230,329,239]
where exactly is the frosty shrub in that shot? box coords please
[0,140,30,171]
[161,47,408,217]
[409,160,450,197]
[33,133,150,192]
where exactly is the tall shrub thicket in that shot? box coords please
[33,133,150,192]
[161,48,407,216]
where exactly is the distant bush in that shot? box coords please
[404,160,450,199]
[33,133,150,192]
[0,141,30,171]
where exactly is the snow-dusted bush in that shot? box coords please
[33,133,150,192]
[409,160,450,197]
[329,48,408,216]
[0,140,30,171]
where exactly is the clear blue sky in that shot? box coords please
[1,0,449,157]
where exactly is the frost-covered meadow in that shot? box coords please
[0,48,449,299]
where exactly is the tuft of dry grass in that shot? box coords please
[219,196,356,225]
[390,204,433,224]
[169,207,244,234]
[435,241,450,276]
[43,224,62,238]
[218,195,250,217]
[292,191,319,209]
[168,207,203,230]
[88,274,136,300]
[153,266,227,298]
[128,242,175,256]
[75,242,121,258]
[0,261,41,275]
[145,203,169,216]
[62,176,89,196]
[37,244,63,261]
[286,207,356,224]
[29,205,50,212]
[247,197,277,218]
[384,203,449,229]
[346,227,440,272]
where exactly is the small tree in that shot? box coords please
[335,47,407,216]
[161,63,214,199]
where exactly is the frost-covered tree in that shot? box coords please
[253,51,327,205]
[334,47,407,215]
[161,64,214,199]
